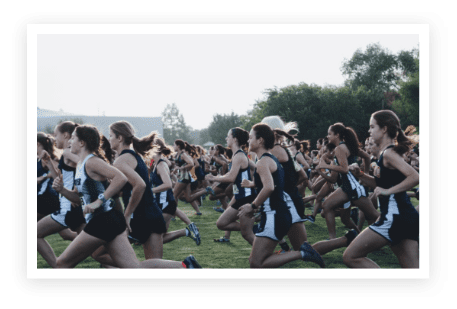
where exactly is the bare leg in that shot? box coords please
[58,228,77,241]
[287,222,307,251]
[249,237,302,268]
[322,188,349,239]
[91,245,117,267]
[162,213,186,244]
[240,214,256,245]
[343,227,389,268]
[56,231,106,268]
[37,215,67,268]
[312,235,348,255]
[353,197,379,225]
[143,233,164,260]
[340,207,360,233]
[391,239,419,268]
[174,208,192,225]
[312,182,332,217]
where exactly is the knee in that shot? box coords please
[342,250,352,267]
[216,218,225,230]
[55,257,69,269]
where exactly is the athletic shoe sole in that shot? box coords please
[300,242,325,268]
[183,255,202,269]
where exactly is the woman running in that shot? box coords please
[238,123,324,268]
[37,133,61,221]
[52,124,201,268]
[172,140,208,215]
[261,116,310,252]
[150,137,201,245]
[37,122,84,267]
[343,110,419,268]
[206,144,230,212]
[206,127,257,244]
[317,123,379,239]
[108,121,169,259]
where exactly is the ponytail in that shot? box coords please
[132,132,158,157]
[273,129,295,146]
[393,128,415,156]
[372,110,417,156]
[329,123,361,156]
[100,135,115,164]
[37,132,59,160]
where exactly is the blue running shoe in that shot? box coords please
[213,207,224,213]
[206,186,216,196]
[300,242,325,268]
[183,255,202,268]
[186,222,201,246]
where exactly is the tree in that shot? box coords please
[392,58,420,128]
[161,103,193,145]
[341,43,418,109]
[207,112,243,146]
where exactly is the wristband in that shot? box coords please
[250,203,257,210]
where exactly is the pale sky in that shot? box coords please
[37,33,419,130]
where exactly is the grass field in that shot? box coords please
[37,191,419,269]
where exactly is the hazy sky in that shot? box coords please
[37,33,419,130]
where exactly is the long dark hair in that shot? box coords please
[294,139,310,154]
[273,129,295,146]
[252,123,275,150]
[329,123,361,156]
[175,139,198,157]
[372,110,416,155]
[230,127,249,147]
[110,121,157,157]
[74,125,111,163]
[56,121,79,136]
[37,132,59,160]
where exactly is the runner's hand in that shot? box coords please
[52,170,64,192]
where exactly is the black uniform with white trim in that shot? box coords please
[75,154,126,242]
[369,146,419,245]
[120,149,167,244]
[334,142,367,201]
[254,153,292,241]
[37,159,60,215]
[231,150,257,210]
[150,158,177,215]
[281,147,306,222]
[51,156,85,230]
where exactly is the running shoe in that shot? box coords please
[186,222,201,245]
[350,208,359,225]
[300,242,325,268]
[214,237,230,242]
[183,255,202,269]
[344,229,358,246]
[206,186,216,196]
[303,215,315,223]
[275,249,289,255]
[213,207,224,213]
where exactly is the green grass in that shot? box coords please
[37,191,419,269]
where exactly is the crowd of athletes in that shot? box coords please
[36,109,420,269]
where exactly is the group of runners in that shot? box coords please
[36,109,420,269]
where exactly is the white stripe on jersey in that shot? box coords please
[38,175,50,195]
[241,170,251,197]
[159,191,167,204]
